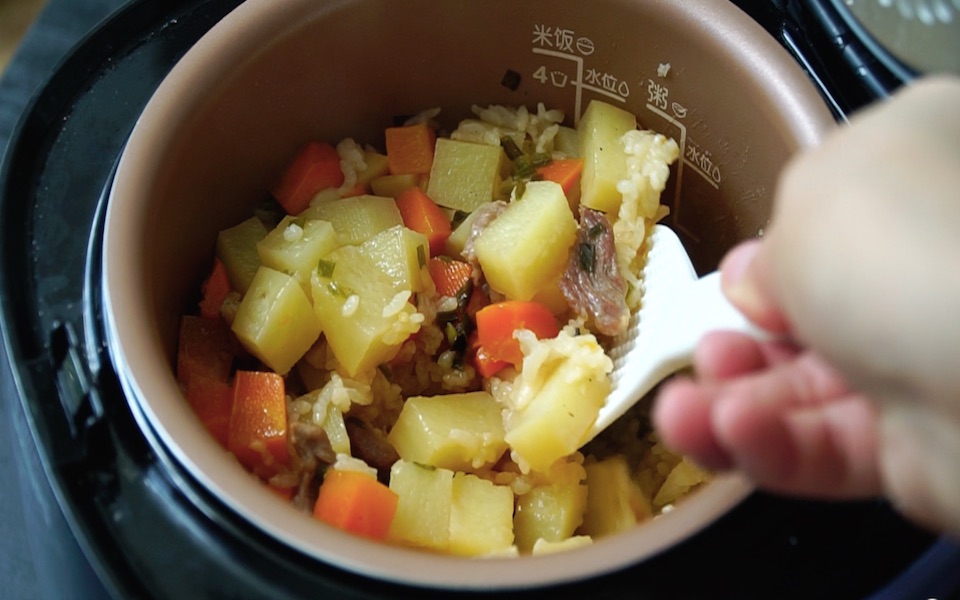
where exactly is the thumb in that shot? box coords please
[719,239,791,334]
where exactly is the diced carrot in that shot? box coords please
[385,122,436,176]
[271,141,345,215]
[428,256,473,297]
[228,370,290,479]
[177,315,234,388]
[474,300,559,367]
[468,331,508,378]
[313,469,398,540]
[184,374,233,448]
[537,158,583,206]
[395,187,451,256]
[199,258,232,319]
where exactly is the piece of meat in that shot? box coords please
[288,421,336,512]
[346,418,400,483]
[290,421,337,467]
[558,207,630,336]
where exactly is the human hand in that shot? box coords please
[652,75,960,538]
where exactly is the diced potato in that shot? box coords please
[358,225,431,293]
[256,216,339,292]
[474,180,577,301]
[310,245,421,377]
[653,457,709,508]
[308,188,340,208]
[216,216,268,294]
[388,460,453,551]
[504,330,612,473]
[449,473,515,556]
[513,481,587,553]
[231,266,322,375]
[426,138,506,212]
[300,194,403,246]
[356,148,390,185]
[444,207,482,257]
[531,273,569,316]
[387,391,508,472]
[531,536,592,555]
[553,125,580,157]
[578,99,637,215]
[370,173,419,198]
[579,455,651,537]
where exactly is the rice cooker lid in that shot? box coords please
[831,0,960,78]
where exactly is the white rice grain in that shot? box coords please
[341,294,360,317]
[282,222,304,242]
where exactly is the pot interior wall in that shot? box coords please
[105,0,835,589]
[143,0,826,360]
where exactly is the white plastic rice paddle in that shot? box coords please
[585,224,771,443]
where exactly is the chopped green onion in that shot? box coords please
[450,210,470,230]
[327,280,355,298]
[531,152,551,168]
[417,245,427,269]
[500,137,523,160]
[317,258,336,278]
[444,322,460,345]
[514,179,527,200]
[513,155,535,179]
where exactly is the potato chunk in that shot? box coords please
[310,245,421,377]
[514,481,587,553]
[449,473,515,556]
[388,460,453,551]
[387,391,507,472]
[579,455,651,537]
[653,457,709,508]
[502,329,612,473]
[231,266,321,375]
[301,194,403,246]
[358,225,431,293]
[578,99,637,215]
[256,216,339,293]
[474,180,577,301]
[216,216,267,294]
[426,138,506,212]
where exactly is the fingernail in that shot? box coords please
[720,241,764,314]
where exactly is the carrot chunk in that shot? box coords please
[428,256,473,297]
[474,300,559,367]
[176,315,234,388]
[199,258,232,319]
[228,371,290,478]
[468,331,509,378]
[184,374,233,448]
[271,141,345,215]
[537,158,583,193]
[314,469,399,540]
[395,187,451,256]
[385,122,436,176]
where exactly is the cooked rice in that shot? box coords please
[277,104,701,544]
